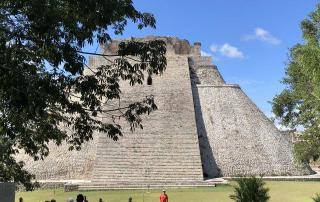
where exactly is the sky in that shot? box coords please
[85,0,318,118]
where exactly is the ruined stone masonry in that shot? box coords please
[17,36,312,188]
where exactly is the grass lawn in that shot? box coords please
[16,181,320,202]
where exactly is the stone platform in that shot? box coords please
[78,178,228,191]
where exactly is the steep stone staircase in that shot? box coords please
[78,131,213,190]
[79,54,208,190]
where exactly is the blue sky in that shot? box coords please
[86,1,318,117]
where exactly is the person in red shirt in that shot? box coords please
[160,190,169,202]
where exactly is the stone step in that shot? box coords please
[92,173,202,178]
[94,158,201,162]
[91,179,206,184]
[94,160,201,163]
[94,156,201,159]
[97,134,196,138]
[78,178,228,191]
[93,171,201,178]
[97,133,198,138]
[95,151,201,155]
[92,168,202,172]
[93,163,202,168]
[94,157,201,161]
[92,176,204,179]
[91,179,204,183]
[92,176,203,180]
[97,141,199,145]
[94,166,201,170]
[92,171,202,175]
[94,157,199,161]
[95,156,201,159]
[95,148,200,152]
[96,152,198,154]
[93,166,202,169]
[92,178,204,183]
[93,165,202,170]
[96,144,200,148]
[95,155,200,158]
[92,175,202,179]
[89,178,227,184]
[91,179,205,183]
[92,172,202,176]
[98,134,198,139]
[96,145,200,150]
[93,168,202,173]
[92,164,201,168]
[97,137,198,141]
[94,156,201,160]
[78,184,215,191]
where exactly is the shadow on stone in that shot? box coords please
[190,74,221,179]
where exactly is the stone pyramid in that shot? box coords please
[17,36,312,189]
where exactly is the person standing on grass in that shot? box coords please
[160,190,169,202]
[76,194,84,202]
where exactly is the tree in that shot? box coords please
[271,4,320,163]
[313,193,320,202]
[229,176,270,202]
[0,0,167,190]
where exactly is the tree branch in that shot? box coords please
[78,50,148,63]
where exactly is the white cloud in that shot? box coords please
[201,50,218,61]
[200,50,211,57]
[205,43,245,60]
[210,44,219,53]
[244,27,281,45]
[219,43,245,59]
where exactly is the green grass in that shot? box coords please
[16,181,320,202]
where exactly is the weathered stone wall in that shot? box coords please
[16,137,98,180]
[196,85,311,176]
[190,55,312,176]
[189,56,225,85]
[103,36,201,56]
[0,183,15,202]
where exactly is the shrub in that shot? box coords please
[313,193,320,202]
[230,176,270,202]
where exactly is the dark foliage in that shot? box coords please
[230,176,270,202]
[313,193,320,202]
[0,0,167,190]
